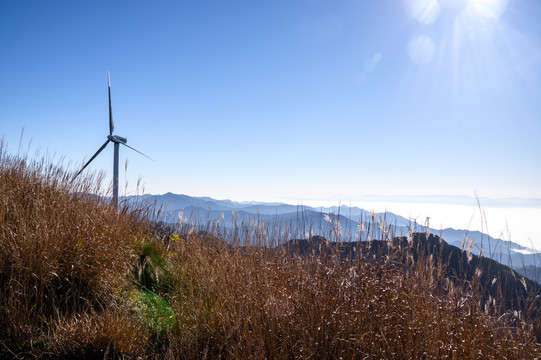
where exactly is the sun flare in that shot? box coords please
[467,0,508,18]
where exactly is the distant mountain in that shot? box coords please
[514,265,541,284]
[436,228,540,268]
[133,193,238,212]
[123,193,540,267]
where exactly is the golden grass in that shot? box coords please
[0,146,150,356]
[1,145,540,359]
[163,235,540,359]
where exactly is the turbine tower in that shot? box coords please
[74,72,152,208]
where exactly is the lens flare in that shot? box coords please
[364,53,383,73]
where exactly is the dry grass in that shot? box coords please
[163,235,540,359]
[46,310,151,359]
[1,145,540,359]
[0,145,151,357]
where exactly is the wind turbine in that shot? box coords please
[74,72,152,208]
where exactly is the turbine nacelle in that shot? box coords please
[108,134,127,144]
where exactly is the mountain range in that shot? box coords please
[124,193,541,271]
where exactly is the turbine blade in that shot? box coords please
[108,72,114,135]
[72,139,111,180]
[121,143,154,161]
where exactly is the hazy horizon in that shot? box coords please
[130,191,541,249]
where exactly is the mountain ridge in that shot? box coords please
[124,193,541,268]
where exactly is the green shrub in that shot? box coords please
[134,290,176,333]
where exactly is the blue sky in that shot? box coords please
[1,0,540,244]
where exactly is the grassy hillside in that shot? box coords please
[1,148,540,359]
